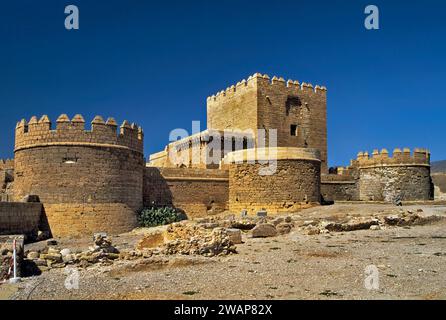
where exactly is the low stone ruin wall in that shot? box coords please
[144,167,229,218]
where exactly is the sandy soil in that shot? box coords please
[2,203,446,300]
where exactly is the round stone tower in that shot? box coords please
[223,147,321,214]
[356,148,433,202]
[13,114,145,237]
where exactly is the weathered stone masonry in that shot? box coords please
[143,167,229,218]
[322,148,433,202]
[207,73,328,172]
[223,147,321,214]
[13,114,145,237]
[321,176,359,202]
[0,202,42,237]
[356,149,433,202]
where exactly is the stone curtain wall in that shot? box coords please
[321,181,359,202]
[13,115,144,237]
[0,202,42,237]
[320,169,360,202]
[226,148,321,214]
[207,73,328,172]
[144,167,229,218]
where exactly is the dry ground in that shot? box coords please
[2,203,446,300]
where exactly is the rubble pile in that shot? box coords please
[24,235,121,272]
[134,222,243,258]
[194,214,298,239]
[161,224,237,257]
[296,218,379,235]
[196,214,295,235]
[195,216,257,231]
[302,224,325,235]
[296,209,445,235]
[324,218,380,232]
[383,210,444,227]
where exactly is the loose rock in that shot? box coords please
[161,225,237,257]
[271,217,284,226]
[60,248,71,256]
[303,225,321,235]
[136,232,166,250]
[276,222,294,235]
[252,224,277,238]
[27,251,40,260]
[324,219,379,232]
[226,228,242,244]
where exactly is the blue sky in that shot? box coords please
[0,0,445,165]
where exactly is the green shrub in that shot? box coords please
[138,207,184,227]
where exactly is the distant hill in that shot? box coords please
[432,160,446,173]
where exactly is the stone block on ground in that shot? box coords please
[230,220,257,230]
[251,223,277,238]
[225,228,242,244]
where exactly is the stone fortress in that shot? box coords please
[0,73,436,238]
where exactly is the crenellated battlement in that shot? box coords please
[330,165,358,177]
[354,148,430,168]
[15,114,144,154]
[0,159,14,170]
[206,73,327,104]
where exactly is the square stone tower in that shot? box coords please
[207,73,328,171]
